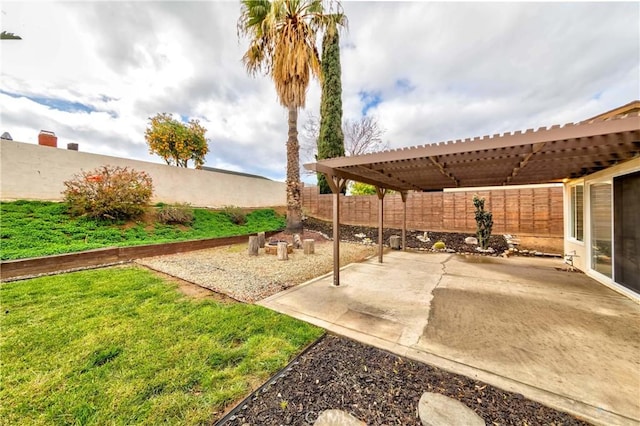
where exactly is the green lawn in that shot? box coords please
[0,201,285,260]
[0,267,324,425]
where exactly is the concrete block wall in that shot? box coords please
[0,140,286,208]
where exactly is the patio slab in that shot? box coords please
[258,251,640,426]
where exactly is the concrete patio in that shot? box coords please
[258,250,640,426]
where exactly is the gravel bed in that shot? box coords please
[136,232,376,303]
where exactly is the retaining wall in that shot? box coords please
[0,232,278,281]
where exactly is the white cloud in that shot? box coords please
[1,1,638,184]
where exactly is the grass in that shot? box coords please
[0,267,324,425]
[0,201,286,260]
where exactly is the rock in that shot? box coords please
[303,239,315,254]
[314,409,365,426]
[417,231,431,243]
[417,392,484,426]
[464,236,478,245]
[389,235,401,250]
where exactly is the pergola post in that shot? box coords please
[401,191,408,251]
[326,175,347,286]
[375,186,387,263]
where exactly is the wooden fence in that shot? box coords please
[301,185,564,237]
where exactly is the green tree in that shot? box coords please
[238,0,342,233]
[349,182,377,195]
[317,16,346,194]
[144,113,209,169]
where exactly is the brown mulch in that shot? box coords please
[218,334,590,426]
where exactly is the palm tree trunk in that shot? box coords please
[286,106,303,234]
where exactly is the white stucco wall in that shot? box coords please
[564,157,640,301]
[0,140,286,208]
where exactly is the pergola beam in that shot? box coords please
[375,186,387,263]
[306,162,409,192]
[324,174,347,287]
[309,114,639,169]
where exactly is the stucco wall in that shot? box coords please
[0,140,286,208]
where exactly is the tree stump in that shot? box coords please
[303,239,315,254]
[257,232,266,248]
[389,235,401,250]
[248,236,259,256]
[277,241,289,260]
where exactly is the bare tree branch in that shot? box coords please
[301,114,389,173]
[343,115,388,156]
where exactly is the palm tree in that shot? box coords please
[238,0,338,234]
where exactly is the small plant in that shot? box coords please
[432,241,446,250]
[222,205,247,225]
[62,165,153,220]
[473,194,493,250]
[279,400,288,410]
[156,203,194,225]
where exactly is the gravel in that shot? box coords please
[137,218,509,303]
[136,231,376,303]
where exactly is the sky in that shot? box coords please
[1,1,638,184]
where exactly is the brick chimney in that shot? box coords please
[38,130,57,148]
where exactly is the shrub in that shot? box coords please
[222,205,247,225]
[62,165,153,220]
[432,241,446,250]
[473,194,493,249]
[156,203,194,225]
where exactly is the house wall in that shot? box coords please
[302,183,564,236]
[0,140,286,208]
[564,157,640,301]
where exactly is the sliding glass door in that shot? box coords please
[590,182,612,278]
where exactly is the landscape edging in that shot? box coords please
[0,230,281,281]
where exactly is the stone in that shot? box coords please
[389,235,401,250]
[303,239,315,254]
[277,242,289,260]
[464,236,478,245]
[417,392,484,426]
[314,409,365,426]
[248,236,259,256]
[417,231,431,243]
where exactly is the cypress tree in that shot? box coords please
[317,19,345,194]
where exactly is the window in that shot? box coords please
[570,185,584,241]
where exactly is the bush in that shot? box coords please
[156,203,194,225]
[432,241,446,250]
[62,165,153,220]
[222,205,247,225]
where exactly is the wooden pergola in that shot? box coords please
[304,111,640,286]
